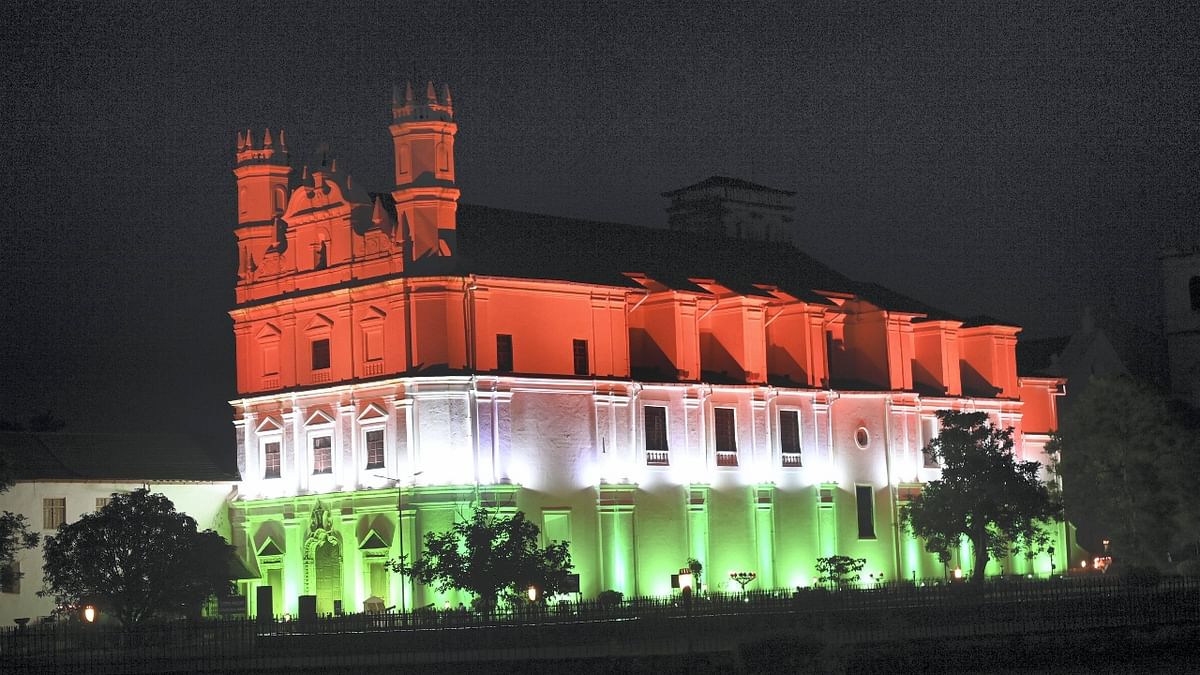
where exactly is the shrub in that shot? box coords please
[815,555,866,590]
[597,589,623,606]
[1122,565,1162,587]
[1175,558,1200,577]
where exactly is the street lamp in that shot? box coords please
[82,605,96,623]
[374,470,423,613]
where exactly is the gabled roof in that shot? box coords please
[453,204,942,312]
[0,432,238,482]
[661,176,797,198]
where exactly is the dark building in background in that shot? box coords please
[663,176,796,243]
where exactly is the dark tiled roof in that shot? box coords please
[661,176,798,197]
[453,204,945,313]
[0,432,238,482]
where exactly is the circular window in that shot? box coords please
[854,427,870,449]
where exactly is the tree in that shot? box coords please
[387,507,572,611]
[0,444,38,590]
[902,411,1061,581]
[41,489,234,625]
[814,555,866,589]
[1052,375,1198,569]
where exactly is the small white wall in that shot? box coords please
[0,481,234,625]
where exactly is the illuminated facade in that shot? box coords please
[228,84,1069,617]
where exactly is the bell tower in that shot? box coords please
[389,82,460,260]
[233,129,292,280]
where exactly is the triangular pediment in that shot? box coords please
[255,416,283,433]
[255,323,282,341]
[362,305,386,321]
[356,403,388,422]
[305,313,334,334]
[256,537,284,557]
[304,409,335,426]
[359,530,389,550]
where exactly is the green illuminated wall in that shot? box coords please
[231,478,1072,616]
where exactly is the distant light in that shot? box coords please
[83,606,96,623]
[1081,560,1088,568]
[527,585,538,602]
[678,571,693,591]
[953,568,963,580]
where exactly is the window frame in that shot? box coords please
[43,497,66,531]
[311,434,334,475]
[496,334,514,373]
[311,338,331,371]
[921,416,940,468]
[855,484,876,539]
[364,427,386,471]
[778,408,802,467]
[714,406,738,466]
[262,438,282,479]
[643,404,669,466]
[572,338,589,376]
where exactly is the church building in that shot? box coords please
[227,84,1070,617]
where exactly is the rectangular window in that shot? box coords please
[856,485,876,539]
[95,497,110,512]
[1,562,19,594]
[715,407,737,466]
[496,334,513,372]
[43,498,65,530]
[312,338,331,371]
[312,436,332,474]
[263,441,281,479]
[644,405,668,465]
[921,417,939,468]
[573,339,589,376]
[365,429,385,470]
[779,410,802,467]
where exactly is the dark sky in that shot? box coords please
[1,1,1196,437]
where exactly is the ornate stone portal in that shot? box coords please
[302,500,342,614]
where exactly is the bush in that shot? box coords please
[1122,565,1162,587]
[597,590,623,606]
[1174,558,1200,577]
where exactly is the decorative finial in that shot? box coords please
[279,129,287,150]
[371,195,385,225]
[392,84,401,107]
[244,128,253,149]
[301,165,308,181]
[263,128,273,147]
[442,84,452,108]
[426,81,436,102]
[236,131,244,150]
[330,157,337,173]
[405,81,414,104]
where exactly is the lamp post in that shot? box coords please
[375,470,423,614]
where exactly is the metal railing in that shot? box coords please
[4,575,1198,674]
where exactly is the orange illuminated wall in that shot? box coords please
[959,325,1021,398]
[1018,377,1065,435]
[911,320,963,396]
[230,87,1039,409]
[693,281,768,384]
[760,287,829,387]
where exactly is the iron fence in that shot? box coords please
[3,575,1199,674]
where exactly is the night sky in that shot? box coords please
[1,2,1196,439]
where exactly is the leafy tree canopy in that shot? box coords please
[0,444,38,589]
[388,507,572,610]
[815,555,866,589]
[1052,375,1199,569]
[902,411,1061,581]
[40,489,234,625]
